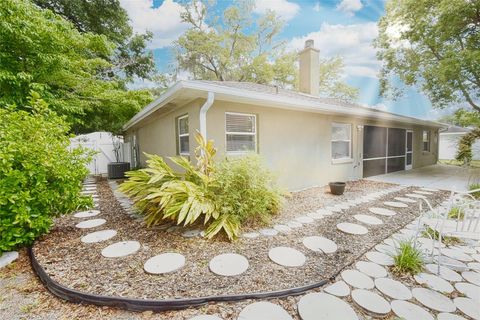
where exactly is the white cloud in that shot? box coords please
[254,0,300,21]
[290,22,379,78]
[313,2,321,12]
[119,0,189,49]
[336,0,363,16]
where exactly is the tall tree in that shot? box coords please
[0,0,152,133]
[174,0,358,101]
[375,0,480,112]
[33,0,156,82]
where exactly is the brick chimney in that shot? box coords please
[298,39,319,96]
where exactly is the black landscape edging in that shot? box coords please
[29,246,328,312]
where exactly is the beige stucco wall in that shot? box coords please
[125,98,439,191]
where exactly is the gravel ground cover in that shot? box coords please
[32,178,449,300]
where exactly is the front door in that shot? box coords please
[406,130,413,170]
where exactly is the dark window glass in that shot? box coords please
[388,128,406,156]
[387,157,405,173]
[406,153,412,166]
[363,126,387,159]
[407,132,413,152]
[363,159,386,177]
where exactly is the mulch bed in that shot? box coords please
[32,179,449,301]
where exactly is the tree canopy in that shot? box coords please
[33,0,156,82]
[375,0,480,112]
[0,0,152,134]
[174,0,358,101]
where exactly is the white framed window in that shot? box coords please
[422,130,430,152]
[331,122,352,161]
[225,112,257,153]
[177,114,189,155]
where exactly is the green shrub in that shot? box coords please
[422,226,461,246]
[120,133,284,240]
[392,240,425,275]
[469,183,480,199]
[448,207,464,219]
[0,95,92,252]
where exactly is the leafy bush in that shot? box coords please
[392,240,425,275]
[119,133,284,240]
[469,183,480,199]
[448,207,464,219]
[0,95,92,252]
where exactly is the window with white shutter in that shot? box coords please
[225,112,257,153]
[177,115,189,155]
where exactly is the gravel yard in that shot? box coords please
[32,178,449,301]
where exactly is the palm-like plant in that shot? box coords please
[119,132,241,239]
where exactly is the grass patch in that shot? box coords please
[469,183,480,199]
[422,226,462,246]
[392,241,425,276]
[448,207,464,219]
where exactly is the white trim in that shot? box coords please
[122,80,445,131]
[225,112,257,154]
[177,114,189,156]
[199,92,214,139]
[406,130,413,170]
[331,122,352,161]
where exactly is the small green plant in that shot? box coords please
[448,207,464,219]
[392,240,425,275]
[120,133,284,240]
[469,183,480,199]
[422,227,462,246]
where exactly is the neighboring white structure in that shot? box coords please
[439,125,480,160]
[70,132,131,175]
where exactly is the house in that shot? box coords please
[439,125,480,161]
[122,40,443,191]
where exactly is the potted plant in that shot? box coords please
[107,135,130,179]
[329,181,346,195]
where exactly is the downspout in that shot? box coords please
[199,92,214,139]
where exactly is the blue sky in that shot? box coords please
[119,0,443,120]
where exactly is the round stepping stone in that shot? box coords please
[188,315,222,320]
[273,224,291,233]
[455,282,480,300]
[369,207,396,216]
[355,261,387,278]
[268,247,306,267]
[296,216,314,224]
[454,297,479,320]
[375,277,412,300]
[335,203,350,210]
[425,264,462,282]
[287,221,303,229]
[351,289,391,315]
[81,230,117,243]
[341,269,374,289]
[242,232,259,239]
[75,218,106,229]
[435,256,467,271]
[317,208,333,216]
[375,244,396,254]
[297,292,358,320]
[395,197,418,203]
[391,300,434,320]
[414,273,454,293]
[0,251,19,269]
[412,288,456,312]
[336,223,368,235]
[384,238,397,246]
[414,190,433,195]
[384,201,408,208]
[442,248,474,262]
[238,301,292,320]
[437,313,467,320]
[462,271,480,286]
[366,251,394,266]
[452,246,477,254]
[302,236,337,253]
[421,188,438,192]
[406,193,427,199]
[326,206,342,213]
[209,253,249,276]
[471,253,480,262]
[144,253,185,274]
[259,228,278,236]
[324,280,350,297]
[101,241,141,258]
[468,262,480,271]
[353,214,383,225]
[182,229,201,238]
[306,211,324,220]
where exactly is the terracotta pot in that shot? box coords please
[329,182,346,195]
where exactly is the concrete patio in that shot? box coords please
[367,164,480,192]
